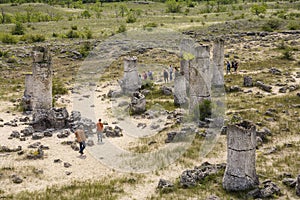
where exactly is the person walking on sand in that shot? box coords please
[96,118,104,143]
[74,125,86,156]
[169,65,173,81]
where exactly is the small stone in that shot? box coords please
[11,175,23,184]
[64,162,72,168]
[65,171,72,176]
[54,159,62,163]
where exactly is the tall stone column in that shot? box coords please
[223,120,259,191]
[188,45,210,110]
[119,56,141,94]
[174,71,187,106]
[212,39,224,87]
[32,46,52,111]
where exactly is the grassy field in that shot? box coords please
[0,0,300,199]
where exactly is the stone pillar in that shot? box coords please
[31,46,52,111]
[223,120,259,191]
[212,39,224,87]
[179,38,210,111]
[174,71,187,106]
[189,45,210,110]
[119,56,141,94]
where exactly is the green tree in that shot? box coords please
[251,4,267,16]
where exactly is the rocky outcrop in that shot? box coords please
[129,92,146,114]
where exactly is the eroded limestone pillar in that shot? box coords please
[32,46,52,111]
[212,39,224,87]
[174,71,187,106]
[119,56,141,94]
[223,120,259,191]
[188,45,210,110]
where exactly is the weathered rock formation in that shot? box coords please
[31,46,52,111]
[174,71,188,106]
[212,38,224,87]
[129,92,146,114]
[119,56,141,94]
[223,120,259,191]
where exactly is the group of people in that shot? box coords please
[74,118,104,157]
[141,70,154,80]
[226,60,239,74]
[163,65,174,83]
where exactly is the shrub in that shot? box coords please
[20,34,45,43]
[66,30,81,38]
[251,4,267,16]
[143,22,157,29]
[11,22,25,35]
[126,12,136,23]
[1,34,18,44]
[81,10,91,18]
[71,25,78,30]
[53,79,68,96]
[262,19,281,32]
[287,21,300,30]
[281,48,293,60]
[84,28,93,39]
[166,0,182,13]
[193,99,212,121]
[79,42,92,58]
[0,50,8,57]
[117,24,126,33]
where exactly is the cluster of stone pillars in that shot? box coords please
[174,38,224,110]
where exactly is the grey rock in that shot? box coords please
[11,175,23,184]
[32,132,44,140]
[86,140,94,146]
[279,87,287,93]
[64,162,72,168]
[256,81,272,92]
[54,159,62,163]
[282,178,296,188]
[269,67,281,75]
[243,76,253,87]
[129,92,146,114]
[260,180,281,198]
[157,179,174,189]
[206,195,221,200]
[160,86,173,96]
[21,126,34,136]
[10,131,20,138]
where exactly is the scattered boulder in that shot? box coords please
[0,145,22,152]
[260,180,281,198]
[157,179,174,191]
[282,178,296,188]
[180,162,226,188]
[64,162,72,168]
[243,76,253,87]
[279,87,287,93]
[269,67,281,75]
[86,139,94,146]
[137,123,147,129]
[57,129,71,138]
[228,85,242,92]
[26,147,44,159]
[32,132,44,140]
[54,159,62,163]
[104,126,123,137]
[11,175,23,184]
[206,195,221,200]
[28,142,41,148]
[129,92,146,114]
[21,126,34,136]
[256,81,272,92]
[160,86,173,95]
[10,131,20,138]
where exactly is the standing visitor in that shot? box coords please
[169,65,173,81]
[74,125,86,156]
[96,118,104,143]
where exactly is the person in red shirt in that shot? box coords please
[96,118,104,143]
